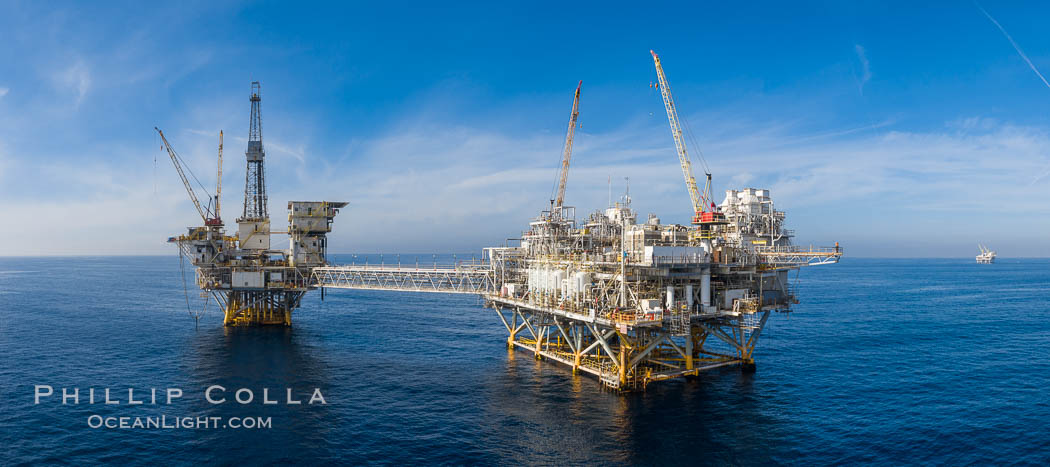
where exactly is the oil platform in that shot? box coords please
[977,244,996,263]
[164,54,839,389]
[161,81,347,326]
[311,51,842,390]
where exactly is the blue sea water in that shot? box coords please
[1,256,1049,465]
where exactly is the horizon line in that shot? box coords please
[0,254,1038,260]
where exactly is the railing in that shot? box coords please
[650,253,711,267]
[754,245,842,266]
[194,266,314,290]
[337,258,490,272]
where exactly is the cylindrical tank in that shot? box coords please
[578,272,592,298]
[701,270,711,306]
[666,285,675,310]
[686,284,694,311]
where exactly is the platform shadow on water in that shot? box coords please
[480,348,789,465]
[179,326,337,462]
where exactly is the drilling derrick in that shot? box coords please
[243,82,267,220]
[238,82,270,251]
[163,81,347,327]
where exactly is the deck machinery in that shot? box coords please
[162,82,347,326]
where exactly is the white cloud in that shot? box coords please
[854,44,871,94]
[258,116,1050,257]
[730,172,754,186]
[0,87,8,99]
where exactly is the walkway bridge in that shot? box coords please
[312,263,495,294]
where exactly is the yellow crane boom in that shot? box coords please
[554,80,582,209]
[651,50,705,220]
[216,130,223,222]
[155,127,216,225]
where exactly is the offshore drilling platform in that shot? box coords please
[312,51,842,389]
[160,82,347,326]
[165,52,840,389]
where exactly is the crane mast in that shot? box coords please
[155,127,215,224]
[554,80,582,210]
[651,50,706,223]
[216,130,223,223]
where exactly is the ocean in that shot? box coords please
[1,256,1049,465]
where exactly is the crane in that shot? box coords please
[650,50,717,224]
[215,130,223,223]
[554,80,582,211]
[155,127,221,226]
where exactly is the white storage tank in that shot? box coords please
[578,272,592,297]
[552,270,565,296]
[701,270,711,306]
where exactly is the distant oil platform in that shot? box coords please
[977,244,996,264]
[164,51,841,389]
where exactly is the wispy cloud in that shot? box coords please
[3,107,1050,257]
[854,44,871,94]
[258,114,1050,256]
[0,87,8,99]
[1029,165,1050,185]
[54,60,91,107]
[976,3,1050,90]
[264,140,307,163]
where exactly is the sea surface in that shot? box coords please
[1,256,1049,465]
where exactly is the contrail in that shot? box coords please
[976,3,1050,89]
[1029,166,1050,185]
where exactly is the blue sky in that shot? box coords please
[2,1,1050,257]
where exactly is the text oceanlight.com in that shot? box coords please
[87,414,271,429]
